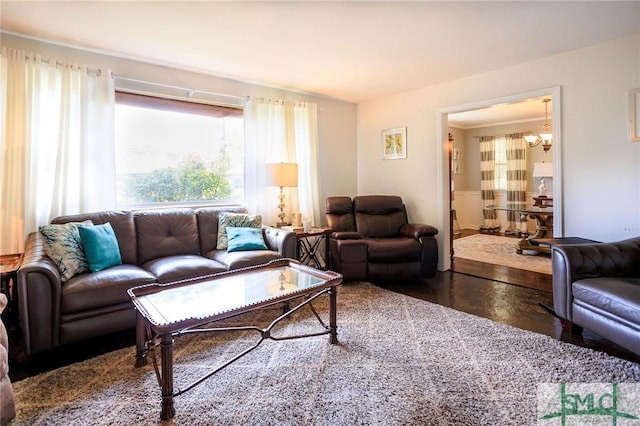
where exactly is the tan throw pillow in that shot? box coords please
[39,220,93,281]
[216,213,262,249]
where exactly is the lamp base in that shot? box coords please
[276,221,291,228]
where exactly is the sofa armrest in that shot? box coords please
[400,223,438,239]
[552,237,640,321]
[16,232,63,355]
[262,226,297,259]
[331,231,363,240]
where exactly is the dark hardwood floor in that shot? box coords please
[450,228,553,292]
[7,235,639,382]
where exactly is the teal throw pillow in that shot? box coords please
[39,220,94,282]
[78,222,123,272]
[226,227,268,252]
[217,213,262,249]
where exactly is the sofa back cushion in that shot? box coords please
[325,196,356,232]
[353,195,408,238]
[135,209,200,264]
[52,210,137,265]
[196,206,247,253]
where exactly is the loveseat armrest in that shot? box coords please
[331,231,363,240]
[328,238,367,282]
[552,237,640,321]
[400,223,438,239]
[17,232,63,355]
[262,226,297,259]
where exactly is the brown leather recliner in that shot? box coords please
[325,195,438,283]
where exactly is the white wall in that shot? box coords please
[1,32,359,212]
[358,34,640,270]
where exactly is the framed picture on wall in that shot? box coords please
[382,127,407,159]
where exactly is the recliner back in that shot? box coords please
[353,196,407,238]
[325,196,356,232]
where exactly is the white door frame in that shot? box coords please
[436,86,563,271]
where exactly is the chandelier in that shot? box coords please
[524,98,553,152]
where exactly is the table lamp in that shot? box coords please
[266,162,298,227]
[532,162,553,197]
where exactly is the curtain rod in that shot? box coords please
[5,47,248,102]
[113,75,248,101]
[6,50,104,76]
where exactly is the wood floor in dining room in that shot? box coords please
[7,233,639,382]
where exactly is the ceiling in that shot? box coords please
[448,97,552,129]
[1,1,638,125]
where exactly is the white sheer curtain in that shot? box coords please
[244,98,320,227]
[0,48,115,254]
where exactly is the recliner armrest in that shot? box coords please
[331,231,363,240]
[400,223,438,239]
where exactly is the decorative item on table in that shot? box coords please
[524,98,553,152]
[532,161,553,207]
[302,218,312,233]
[283,214,303,232]
[266,162,298,227]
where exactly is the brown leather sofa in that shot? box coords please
[325,195,438,283]
[0,294,16,425]
[17,207,297,355]
[552,236,640,356]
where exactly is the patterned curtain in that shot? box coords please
[479,136,500,232]
[505,133,528,235]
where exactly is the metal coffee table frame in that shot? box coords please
[128,259,343,420]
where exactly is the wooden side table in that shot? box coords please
[0,254,22,331]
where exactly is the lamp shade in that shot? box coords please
[532,162,553,178]
[266,163,298,187]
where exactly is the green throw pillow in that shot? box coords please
[78,222,123,272]
[217,213,262,249]
[226,227,268,252]
[39,220,94,282]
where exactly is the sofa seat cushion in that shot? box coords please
[61,265,156,314]
[207,249,281,271]
[365,237,421,262]
[572,278,640,325]
[143,255,227,284]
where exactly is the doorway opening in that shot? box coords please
[436,87,562,275]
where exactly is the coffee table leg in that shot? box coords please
[160,333,176,420]
[329,285,338,344]
[134,311,147,368]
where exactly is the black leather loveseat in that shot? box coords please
[17,207,296,355]
[325,195,438,283]
[552,236,640,356]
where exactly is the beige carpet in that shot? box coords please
[453,234,552,275]
[11,283,640,425]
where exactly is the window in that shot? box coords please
[494,136,507,190]
[114,92,244,207]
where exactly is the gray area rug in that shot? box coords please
[12,283,640,425]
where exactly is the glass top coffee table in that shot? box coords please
[128,258,342,420]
